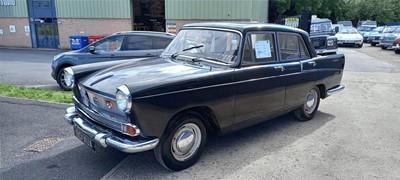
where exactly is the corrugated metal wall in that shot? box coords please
[55,0,130,18]
[0,0,28,17]
[166,0,268,22]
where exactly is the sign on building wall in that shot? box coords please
[9,25,16,33]
[0,0,16,6]
[24,25,30,33]
[166,22,177,34]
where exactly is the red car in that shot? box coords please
[393,36,400,54]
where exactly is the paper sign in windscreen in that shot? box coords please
[255,40,271,58]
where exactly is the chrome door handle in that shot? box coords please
[274,65,285,71]
[308,61,317,66]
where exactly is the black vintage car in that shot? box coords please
[63,22,345,171]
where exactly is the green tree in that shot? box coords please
[269,0,399,25]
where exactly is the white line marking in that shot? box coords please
[100,155,131,180]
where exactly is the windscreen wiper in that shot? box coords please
[171,52,179,58]
[170,45,204,58]
[183,45,204,52]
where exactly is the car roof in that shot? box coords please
[182,22,309,37]
[111,31,175,38]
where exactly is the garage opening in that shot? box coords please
[131,0,165,32]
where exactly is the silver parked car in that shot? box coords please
[368,26,385,46]
[380,26,400,50]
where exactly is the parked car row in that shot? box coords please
[367,25,400,54]
[331,21,400,55]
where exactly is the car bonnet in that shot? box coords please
[79,58,230,98]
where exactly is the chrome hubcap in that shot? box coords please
[60,71,66,86]
[171,123,201,161]
[305,89,318,114]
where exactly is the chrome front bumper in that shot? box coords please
[64,106,159,153]
[327,85,345,97]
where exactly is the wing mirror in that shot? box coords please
[335,26,339,33]
[89,46,96,54]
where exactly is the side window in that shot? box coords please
[242,32,277,65]
[154,38,172,49]
[95,35,124,52]
[125,35,153,50]
[278,33,310,60]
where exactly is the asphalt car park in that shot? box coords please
[0,46,400,179]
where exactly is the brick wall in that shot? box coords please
[58,18,132,49]
[0,18,32,48]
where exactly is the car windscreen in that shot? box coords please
[372,27,384,32]
[357,26,373,31]
[394,27,400,33]
[383,26,397,33]
[162,29,241,65]
[310,22,333,33]
[339,28,358,34]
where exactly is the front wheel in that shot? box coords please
[395,49,400,54]
[154,111,207,171]
[371,42,377,46]
[294,87,321,121]
[56,67,72,91]
[381,46,388,50]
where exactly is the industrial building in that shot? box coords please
[0,0,269,49]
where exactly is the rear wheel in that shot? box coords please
[154,111,207,171]
[56,67,72,91]
[371,42,377,46]
[294,87,321,121]
[395,49,400,54]
[381,46,388,50]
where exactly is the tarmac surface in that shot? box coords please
[0,46,399,179]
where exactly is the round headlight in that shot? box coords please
[64,67,75,88]
[116,85,132,113]
[78,85,89,107]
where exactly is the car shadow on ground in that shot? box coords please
[0,111,335,179]
[104,111,335,179]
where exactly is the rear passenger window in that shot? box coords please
[278,33,310,60]
[154,38,172,49]
[125,35,153,50]
[242,32,277,65]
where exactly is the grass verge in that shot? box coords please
[0,83,73,103]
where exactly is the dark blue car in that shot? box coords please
[51,31,174,90]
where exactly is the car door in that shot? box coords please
[83,35,125,64]
[277,32,314,108]
[233,32,286,127]
[118,35,159,59]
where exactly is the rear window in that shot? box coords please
[125,35,153,50]
[154,38,172,49]
[278,33,310,61]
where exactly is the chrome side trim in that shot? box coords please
[63,106,159,153]
[315,48,337,55]
[327,85,345,96]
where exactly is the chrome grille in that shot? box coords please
[311,37,327,49]
[76,86,131,133]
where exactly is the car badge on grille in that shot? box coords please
[93,97,100,106]
[106,101,113,109]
